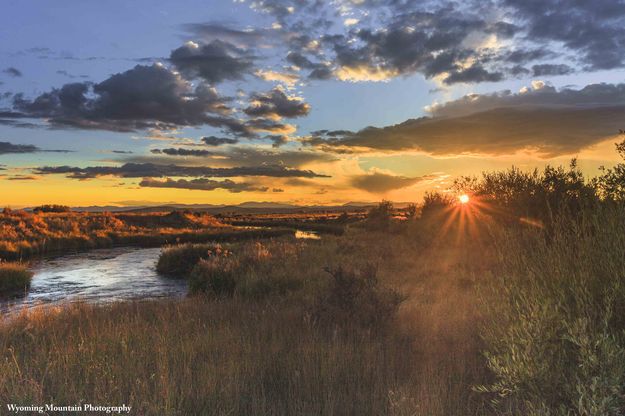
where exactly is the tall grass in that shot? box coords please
[1,227,492,415]
[0,262,32,298]
[0,299,414,415]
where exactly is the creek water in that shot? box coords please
[1,247,187,314]
[0,230,320,314]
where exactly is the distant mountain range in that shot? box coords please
[20,201,416,214]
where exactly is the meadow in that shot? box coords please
[2,142,625,415]
[0,209,302,261]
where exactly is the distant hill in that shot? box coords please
[37,201,377,214]
[18,200,427,214]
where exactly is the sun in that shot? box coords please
[458,194,470,204]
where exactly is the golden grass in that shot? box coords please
[0,226,493,415]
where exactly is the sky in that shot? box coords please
[1,0,625,207]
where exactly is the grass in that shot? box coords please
[0,225,491,415]
[0,208,296,261]
[5,146,625,414]
[0,262,32,298]
[0,299,415,415]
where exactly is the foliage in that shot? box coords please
[312,264,404,330]
[32,204,71,213]
[480,203,625,415]
[0,262,33,298]
[453,160,596,225]
[365,200,394,230]
[593,139,625,201]
[420,192,456,220]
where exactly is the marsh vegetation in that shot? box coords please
[2,141,625,415]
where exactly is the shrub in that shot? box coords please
[365,201,394,230]
[189,257,238,296]
[420,192,455,220]
[479,203,625,415]
[0,262,33,298]
[32,204,71,213]
[312,264,403,330]
[157,243,226,277]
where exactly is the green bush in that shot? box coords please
[479,203,625,415]
[0,262,33,298]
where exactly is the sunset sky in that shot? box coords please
[1,0,625,207]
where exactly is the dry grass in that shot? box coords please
[0,225,493,415]
[0,209,296,261]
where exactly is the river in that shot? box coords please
[1,247,187,314]
[1,230,321,314]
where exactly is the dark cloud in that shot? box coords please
[201,136,239,146]
[0,141,71,154]
[0,141,39,154]
[111,150,134,154]
[443,65,503,85]
[350,172,426,193]
[244,118,295,134]
[151,148,214,157]
[3,67,22,77]
[213,146,336,167]
[169,40,254,84]
[305,82,625,157]
[180,23,270,48]
[531,64,574,77]
[244,88,310,119]
[504,0,625,70]
[34,162,330,180]
[139,177,269,193]
[286,51,333,80]
[247,0,625,83]
[7,64,243,134]
[264,134,289,147]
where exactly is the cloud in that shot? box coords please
[0,141,71,154]
[3,67,22,77]
[245,0,625,84]
[139,177,269,193]
[443,65,503,85]
[169,40,254,84]
[244,88,310,119]
[7,175,38,180]
[180,23,274,49]
[504,0,625,70]
[34,162,330,180]
[201,136,239,146]
[0,141,39,154]
[531,64,574,77]
[350,171,426,193]
[7,64,244,134]
[244,118,296,135]
[286,52,333,80]
[255,69,299,87]
[214,146,337,167]
[305,82,625,157]
[151,148,214,157]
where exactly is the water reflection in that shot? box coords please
[295,230,321,239]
